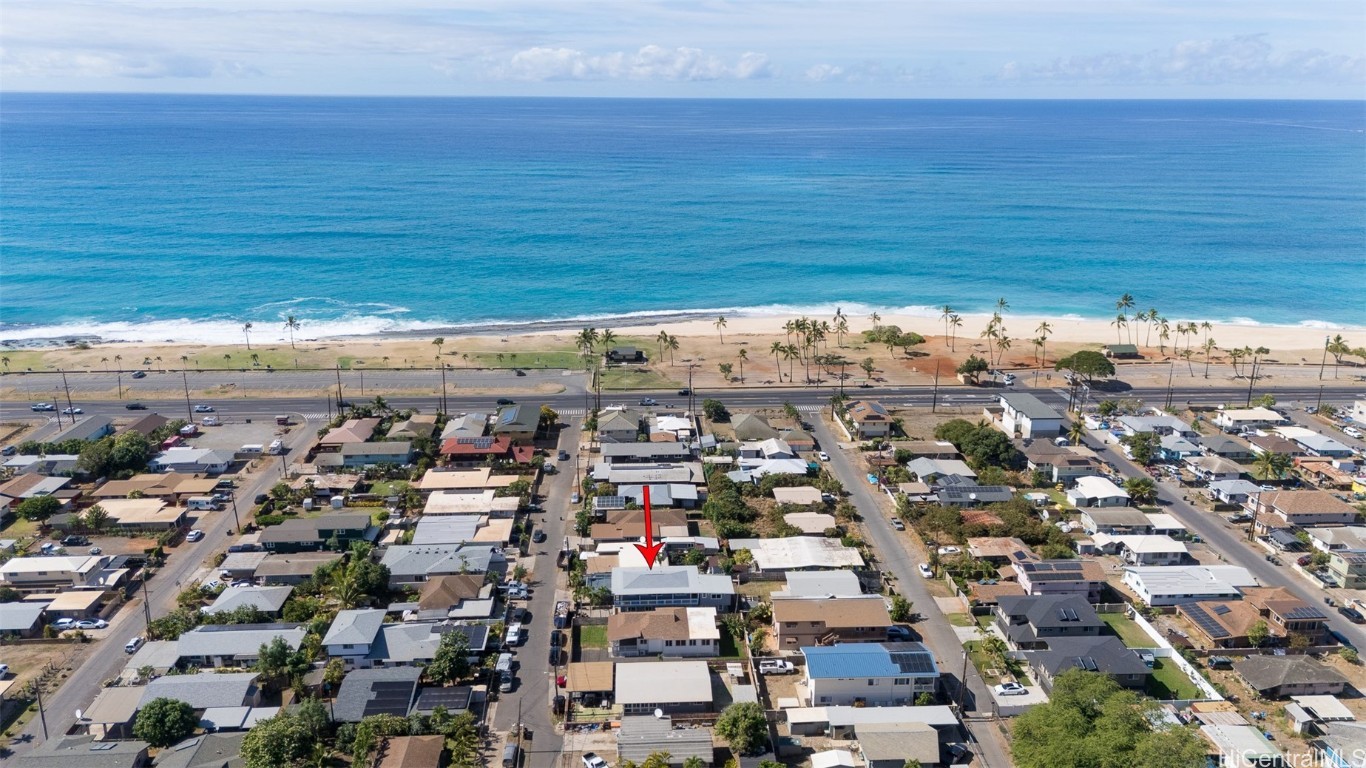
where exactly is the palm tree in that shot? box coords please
[770,341,785,381]
[1180,347,1195,375]
[1202,339,1217,379]
[949,314,962,352]
[995,297,1009,317]
[1124,477,1157,505]
[940,305,954,345]
[1031,337,1045,366]
[250,353,260,366]
[1201,321,1212,350]
[1327,334,1352,378]
[980,323,999,365]
[1110,314,1127,344]
[1035,321,1052,366]
[242,322,253,350]
[284,315,301,349]
[179,354,189,367]
[432,337,445,363]
[736,348,748,382]
[870,312,881,331]
[101,356,110,372]
[782,343,800,382]
[1228,346,1245,377]
[655,330,670,362]
[1067,418,1087,446]
[666,334,680,365]
[1253,451,1292,482]
[714,315,727,344]
[834,317,849,347]
[1158,320,1170,356]
[1115,293,1135,343]
[996,334,1012,366]
[601,329,617,353]
[0,356,8,370]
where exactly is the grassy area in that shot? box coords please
[1146,658,1202,700]
[1100,613,1158,648]
[964,640,1032,686]
[717,630,744,659]
[1,516,40,541]
[976,614,996,632]
[460,350,584,369]
[946,613,974,627]
[599,367,679,390]
[578,624,607,650]
[368,481,403,497]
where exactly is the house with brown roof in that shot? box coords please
[966,537,1033,564]
[415,574,491,613]
[1178,599,1278,649]
[438,435,518,466]
[318,418,383,452]
[1253,491,1359,528]
[842,401,892,440]
[119,413,169,438]
[1015,559,1108,601]
[961,509,1005,529]
[1247,434,1304,458]
[771,595,892,649]
[591,507,688,542]
[377,735,446,768]
[387,415,439,440]
[1245,587,1329,645]
[607,606,720,658]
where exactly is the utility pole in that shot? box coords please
[33,677,48,740]
[228,491,241,534]
[60,372,76,425]
[335,366,344,410]
[182,370,194,424]
[1164,361,1175,410]
[1245,354,1260,407]
[931,364,940,413]
[440,365,448,415]
[956,650,969,710]
[1316,385,1325,413]
[1320,335,1329,380]
[141,573,154,628]
[116,370,123,400]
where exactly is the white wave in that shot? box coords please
[0,316,452,346]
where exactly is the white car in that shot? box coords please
[76,619,108,630]
[0,664,9,677]
[582,753,609,768]
[890,518,905,531]
[202,416,221,426]
[52,618,76,630]
[918,563,933,578]
[186,529,205,542]
[937,546,961,556]
[89,546,102,555]
[62,407,84,415]
[193,405,215,413]
[994,682,1028,696]
[817,451,831,461]
[30,403,56,412]
[1345,426,1363,439]
[758,660,796,675]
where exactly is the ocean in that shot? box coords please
[1,95,1362,343]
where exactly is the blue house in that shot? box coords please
[801,642,939,706]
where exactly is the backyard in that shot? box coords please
[1145,658,1203,700]
[577,624,607,650]
[1100,612,1159,648]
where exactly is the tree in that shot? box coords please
[1067,419,1087,446]
[1054,350,1116,382]
[1341,647,1359,665]
[16,495,61,522]
[904,761,923,768]
[1253,451,1292,482]
[955,354,989,384]
[718,362,733,381]
[242,711,317,768]
[643,752,674,768]
[432,336,445,361]
[426,629,471,684]
[1123,477,1157,505]
[683,758,706,768]
[284,315,301,349]
[0,586,20,603]
[890,595,913,622]
[714,701,768,756]
[242,321,253,349]
[702,399,729,422]
[256,636,309,691]
[667,334,681,365]
[736,348,748,382]
[133,697,197,747]
[1121,432,1160,466]
[714,315,727,343]
[1247,619,1269,648]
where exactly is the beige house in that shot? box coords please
[0,555,104,594]
[843,401,892,439]
[772,596,892,649]
[1254,491,1359,528]
[97,498,188,531]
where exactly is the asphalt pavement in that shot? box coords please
[809,419,1014,768]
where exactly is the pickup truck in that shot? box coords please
[758,659,795,675]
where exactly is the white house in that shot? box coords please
[149,447,233,474]
[1122,565,1257,606]
[1091,534,1188,565]
[1212,407,1287,432]
[1067,476,1130,508]
[606,606,720,658]
[1207,479,1262,505]
[801,643,940,706]
[321,609,386,668]
[1115,415,1197,438]
[610,566,735,612]
[998,393,1063,439]
[0,555,104,594]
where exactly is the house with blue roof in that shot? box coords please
[801,642,939,706]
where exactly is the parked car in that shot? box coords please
[62,535,90,547]
[918,563,933,578]
[582,754,609,768]
[1345,426,1364,439]
[52,618,76,630]
[886,625,913,641]
[890,518,905,531]
[1138,650,1156,668]
[76,619,108,630]
[558,449,569,461]
[89,547,102,556]
[758,659,795,675]
[125,402,147,410]
[1207,656,1234,669]
[186,529,205,542]
[124,637,144,654]
[202,416,221,426]
[938,546,961,556]
[817,451,831,461]
[994,682,1027,696]
[0,664,9,678]
[571,492,581,504]
[62,407,83,415]
[193,404,214,413]
[254,493,269,505]
[1338,606,1365,624]
[130,370,147,379]
[532,530,547,544]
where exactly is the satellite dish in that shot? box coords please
[654,708,665,719]
[75,709,83,721]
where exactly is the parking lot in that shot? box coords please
[182,418,284,456]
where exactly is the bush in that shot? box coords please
[133,697,197,747]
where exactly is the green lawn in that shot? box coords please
[717,630,744,659]
[946,613,974,627]
[460,350,584,369]
[599,367,679,390]
[975,614,996,632]
[1146,658,1202,700]
[1100,613,1158,648]
[578,624,607,650]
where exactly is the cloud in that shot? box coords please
[802,60,931,84]
[999,34,1365,85]
[0,49,259,79]
[492,44,772,81]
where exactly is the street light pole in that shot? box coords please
[182,370,194,424]
[1320,336,1329,380]
[957,650,969,710]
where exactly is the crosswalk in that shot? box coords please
[302,412,330,421]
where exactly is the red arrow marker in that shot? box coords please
[634,485,665,569]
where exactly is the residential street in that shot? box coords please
[810,418,1015,768]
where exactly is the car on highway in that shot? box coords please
[496,398,515,405]
[677,388,691,396]
[817,451,831,461]
[918,563,933,578]
[758,659,795,675]
[62,407,83,415]
[1002,373,1017,385]
[1338,606,1365,624]
[994,682,1028,696]
[125,402,147,410]
[130,370,147,379]
[186,529,205,542]
[76,619,108,630]
[30,402,56,411]
[639,397,657,406]
[582,754,609,768]
[193,405,214,413]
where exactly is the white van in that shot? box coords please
[505,622,523,647]
[239,444,264,455]
[124,637,144,654]
[186,496,219,511]
[267,439,284,455]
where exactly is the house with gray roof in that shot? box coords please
[0,600,48,638]
[610,565,735,612]
[439,413,488,441]
[994,594,1105,649]
[936,483,1014,506]
[258,514,377,554]
[203,585,293,618]
[1025,636,1150,692]
[1197,434,1255,461]
[141,672,262,710]
[337,441,415,468]
[1235,655,1350,698]
[152,733,246,768]
[323,608,388,667]
[731,413,780,441]
[50,416,115,444]
[490,404,537,443]
[597,410,644,443]
[15,736,149,768]
[998,393,1063,439]
[379,544,506,588]
[600,442,691,464]
[176,623,307,668]
[906,457,976,483]
[332,666,421,723]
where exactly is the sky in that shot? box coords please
[2,1,1364,98]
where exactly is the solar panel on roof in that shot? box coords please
[363,680,416,717]
[415,686,472,712]
[1013,551,1030,561]
[1054,562,1083,571]
[889,651,937,675]
[1182,603,1231,639]
[1281,606,1327,620]
[1075,657,1099,672]
[456,437,496,448]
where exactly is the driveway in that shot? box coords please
[491,420,578,766]
[810,419,1014,768]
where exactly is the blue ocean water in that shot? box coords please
[1,95,1362,342]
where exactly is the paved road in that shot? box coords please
[10,418,321,751]
[491,421,579,768]
[1078,429,1366,649]
[810,419,1014,768]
